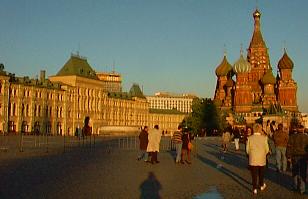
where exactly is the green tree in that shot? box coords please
[203,99,227,135]
[181,98,227,136]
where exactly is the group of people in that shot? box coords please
[137,125,162,164]
[222,121,308,195]
[172,126,193,164]
[138,121,308,195]
[137,125,193,165]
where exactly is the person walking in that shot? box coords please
[172,126,183,164]
[273,123,289,173]
[286,125,308,195]
[138,126,149,161]
[246,123,269,195]
[181,128,192,164]
[222,126,232,153]
[146,125,162,164]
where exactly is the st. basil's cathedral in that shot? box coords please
[213,9,298,123]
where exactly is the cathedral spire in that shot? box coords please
[249,9,267,49]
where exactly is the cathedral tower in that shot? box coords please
[233,52,253,113]
[214,54,233,108]
[247,9,271,104]
[277,49,298,112]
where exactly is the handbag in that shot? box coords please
[188,142,193,150]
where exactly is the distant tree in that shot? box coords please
[203,99,227,135]
[181,98,227,136]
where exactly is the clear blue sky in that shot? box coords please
[1,0,308,112]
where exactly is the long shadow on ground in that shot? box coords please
[0,141,112,199]
[203,142,293,191]
[197,154,251,193]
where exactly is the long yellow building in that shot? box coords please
[0,55,185,135]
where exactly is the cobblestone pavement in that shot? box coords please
[0,137,307,199]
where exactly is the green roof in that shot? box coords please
[0,63,6,76]
[129,84,146,99]
[108,92,131,99]
[56,54,98,80]
[107,84,146,100]
[149,108,186,115]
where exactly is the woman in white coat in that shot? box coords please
[246,123,269,195]
[147,125,161,164]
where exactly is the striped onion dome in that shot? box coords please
[215,55,232,77]
[278,50,294,70]
[233,54,251,74]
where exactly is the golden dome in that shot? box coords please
[233,54,251,74]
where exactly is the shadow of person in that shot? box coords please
[140,172,162,199]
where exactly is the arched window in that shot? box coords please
[46,106,49,116]
[38,105,41,117]
[60,107,62,118]
[21,104,25,116]
[12,103,16,116]
[56,107,59,118]
[26,104,29,116]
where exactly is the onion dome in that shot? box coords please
[215,55,232,77]
[278,49,294,69]
[261,69,276,85]
[225,78,235,87]
[233,54,251,74]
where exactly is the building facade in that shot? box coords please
[213,9,298,124]
[0,55,185,135]
[146,92,196,113]
[96,71,122,92]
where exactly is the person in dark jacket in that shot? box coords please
[181,128,192,164]
[138,126,149,161]
[286,125,308,194]
[82,116,92,137]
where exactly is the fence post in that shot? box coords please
[134,136,137,150]
[90,135,92,150]
[46,134,49,153]
[19,132,24,152]
[93,134,96,149]
[0,132,8,152]
[82,135,85,148]
[63,134,66,153]
[193,138,197,157]
[38,135,41,148]
[78,135,81,147]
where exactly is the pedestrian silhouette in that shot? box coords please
[140,172,162,199]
